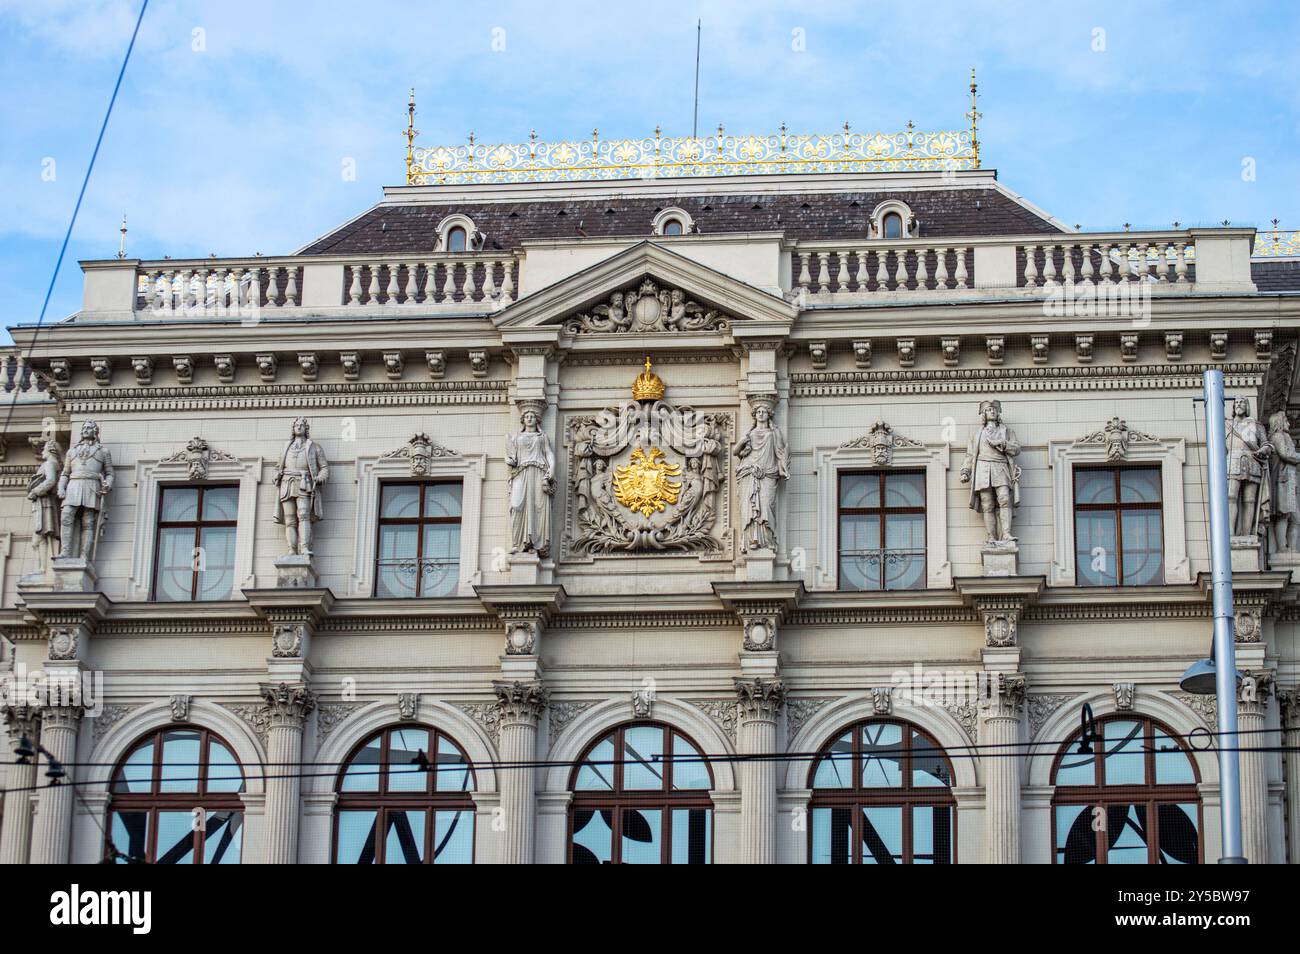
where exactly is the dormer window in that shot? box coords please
[869,200,918,240]
[436,214,479,253]
[882,212,904,239]
[446,227,467,252]
[663,219,684,236]
[651,207,694,237]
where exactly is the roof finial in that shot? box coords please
[404,88,419,185]
[967,67,982,168]
[118,214,127,260]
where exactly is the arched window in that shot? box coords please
[651,206,694,237]
[107,726,245,864]
[808,719,955,864]
[662,218,684,236]
[1052,715,1201,864]
[333,724,474,864]
[569,722,713,864]
[445,226,467,253]
[882,212,904,240]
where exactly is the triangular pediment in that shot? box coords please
[494,241,796,334]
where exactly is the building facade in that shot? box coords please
[3,125,1300,864]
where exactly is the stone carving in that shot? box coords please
[1165,331,1184,361]
[1269,411,1299,553]
[169,694,191,721]
[273,417,329,556]
[741,615,778,652]
[57,420,113,562]
[214,353,235,383]
[259,682,316,727]
[257,353,278,382]
[1170,691,1216,730]
[872,687,893,715]
[548,700,595,742]
[271,622,306,657]
[1075,335,1093,363]
[383,352,404,380]
[736,395,789,553]
[695,698,739,745]
[298,352,319,381]
[1076,417,1159,462]
[507,402,556,558]
[317,702,364,742]
[425,350,445,378]
[785,696,835,743]
[381,433,458,477]
[734,676,787,721]
[942,701,979,743]
[397,692,420,721]
[569,365,728,555]
[852,340,872,368]
[960,400,1020,545]
[25,439,62,580]
[1255,330,1273,360]
[160,436,237,481]
[1235,606,1263,643]
[492,680,549,725]
[1210,332,1228,361]
[978,672,1027,720]
[941,337,960,367]
[897,338,915,368]
[1113,682,1136,711]
[1226,397,1272,538]
[223,703,271,746]
[838,420,924,466]
[47,626,79,660]
[808,340,828,370]
[91,357,112,385]
[172,355,193,384]
[1031,335,1049,364]
[89,703,137,744]
[49,358,71,387]
[1238,669,1274,716]
[457,702,504,746]
[132,356,153,385]
[986,335,1005,365]
[563,279,729,335]
[1026,693,1076,739]
[631,686,654,719]
[504,620,539,655]
[1119,334,1139,362]
[982,606,1019,647]
[469,350,489,377]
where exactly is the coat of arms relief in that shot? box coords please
[562,278,730,335]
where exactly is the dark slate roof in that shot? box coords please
[1252,260,1300,292]
[300,188,1062,255]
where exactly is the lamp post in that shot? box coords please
[1180,369,1246,862]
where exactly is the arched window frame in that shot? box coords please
[807,717,956,864]
[869,199,918,240]
[1050,714,1202,865]
[435,214,479,253]
[106,725,246,864]
[651,207,695,237]
[567,721,714,864]
[332,724,476,864]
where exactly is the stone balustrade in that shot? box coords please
[0,350,56,405]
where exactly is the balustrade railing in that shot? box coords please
[792,242,975,295]
[1,350,56,402]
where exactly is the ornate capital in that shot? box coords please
[979,672,1027,720]
[259,682,316,728]
[734,677,787,722]
[1280,688,1300,731]
[1238,669,1275,717]
[40,704,84,731]
[3,703,42,751]
[492,680,549,725]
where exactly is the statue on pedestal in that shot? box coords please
[507,402,556,558]
[735,396,789,553]
[273,417,328,556]
[57,421,113,562]
[960,399,1021,546]
[1227,398,1271,538]
[1269,410,1298,553]
[27,439,62,576]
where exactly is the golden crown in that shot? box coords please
[632,356,665,402]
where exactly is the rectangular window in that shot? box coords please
[1073,466,1163,586]
[374,482,462,598]
[153,485,238,601]
[837,471,925,591]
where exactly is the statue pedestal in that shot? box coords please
[1267,550,1300,580]
[1230,536,1263,573]
[48,557,98,593]
[740,548,777,582]
[980,541,1019,577]
[509,553,541,585]
[273,554,318,589]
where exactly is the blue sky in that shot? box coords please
[2,0,1298,341]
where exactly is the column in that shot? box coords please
[1280,689,1300,864]
[980,672,1026,864]
[1237,669,1273,864]
[28,705,82,864]
[493,680,548,864]
[0,705,41,865]
[734,676,786,864]
[260,682,315,865]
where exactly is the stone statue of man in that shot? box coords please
[735,397,789,553]
[1269,410,1298,553]
[273,416,329,555]
[58,420,113,561]
[506,403,556,557]
[960,399,1021,545]
[1227,397,1271,538]
[27,439,62,575]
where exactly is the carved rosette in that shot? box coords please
[734,677,787,723]
[562,278,730,335]
[271,622,307,658]
[980,602,1020,648]
[492,680,549,727]
[259,682,316,728]
[979,673,1027,721]
[1234,605,1264,643]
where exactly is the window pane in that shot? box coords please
[197,526,236,600]
[622,726,667,790]
[380,484,420,518]
[671,733,710,790]
[883,213,902,239]
[883,513,925,590]
[155,811,196,864]
[813,732,853,788]
[1055,744,1098,786]
[201,486,239,521]
[110,810,149,863]
[1119,468,1161,504]
[664,219,683,236]
[204,810,242,864]
[571,808,613,864]
[435,735,471,792]
[336,810,378,863]
[375,524,419,598]
[839,473,879,509]
[1106,804,1150,864]
[1075,511,1118,586]
[384,810,426,863]
[386,728,431,792]
[159,729,201,793]
[1120,509,1163,585]
[575,736,616,791]
[341,736,382,792]
[1075,469,1116,505]
[206,739,244,793]
[884,472,925,508]
[155,527,196,601]
[425,483,463,518]
[810,806,853,864]
[1055,804,1097,864]
[912,805,952,864]
[433,810,474,864]
[839,513,881,591]
[159,486,200,521]
[113,740,155,793]
[447,228,467,252]
[1103,720,1146,785]
[861,722,904,787]
[1157,803,1199,864]
[670,808,711,863]
[861,806,903,864]
[420,524,460,597]
[911,731,951,788]
[621,808,662,864]
[1154,731,1195,785]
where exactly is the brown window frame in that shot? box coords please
[373,480,462,599]
[332,725,476,864]
[807,718,957,864]
[567,721,715,864]
[1072,464,1163,586]
[106,725,245,864]
[837,469,927,592]
[1051,715,1202,864]
[152,483,239,602]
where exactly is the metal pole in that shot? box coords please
[1203,368,1246,863]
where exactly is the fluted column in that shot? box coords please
[1281,689,1300,864]
[980,672,1026,864]
[493,680,548,864]
[260,682,314,865]
[1238,670,1273,864]
[0,705,41,864]
[734,677,786,865]
[28,705,82,864]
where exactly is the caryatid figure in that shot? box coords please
[1226,397,1272,538]
[58,420,113,561]
[273,417,329,555]
[506,402,556,557]
[28,439,62,573]
[735,397,789,553]
[960,399,1021,545]
[1269,411,1299,553]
